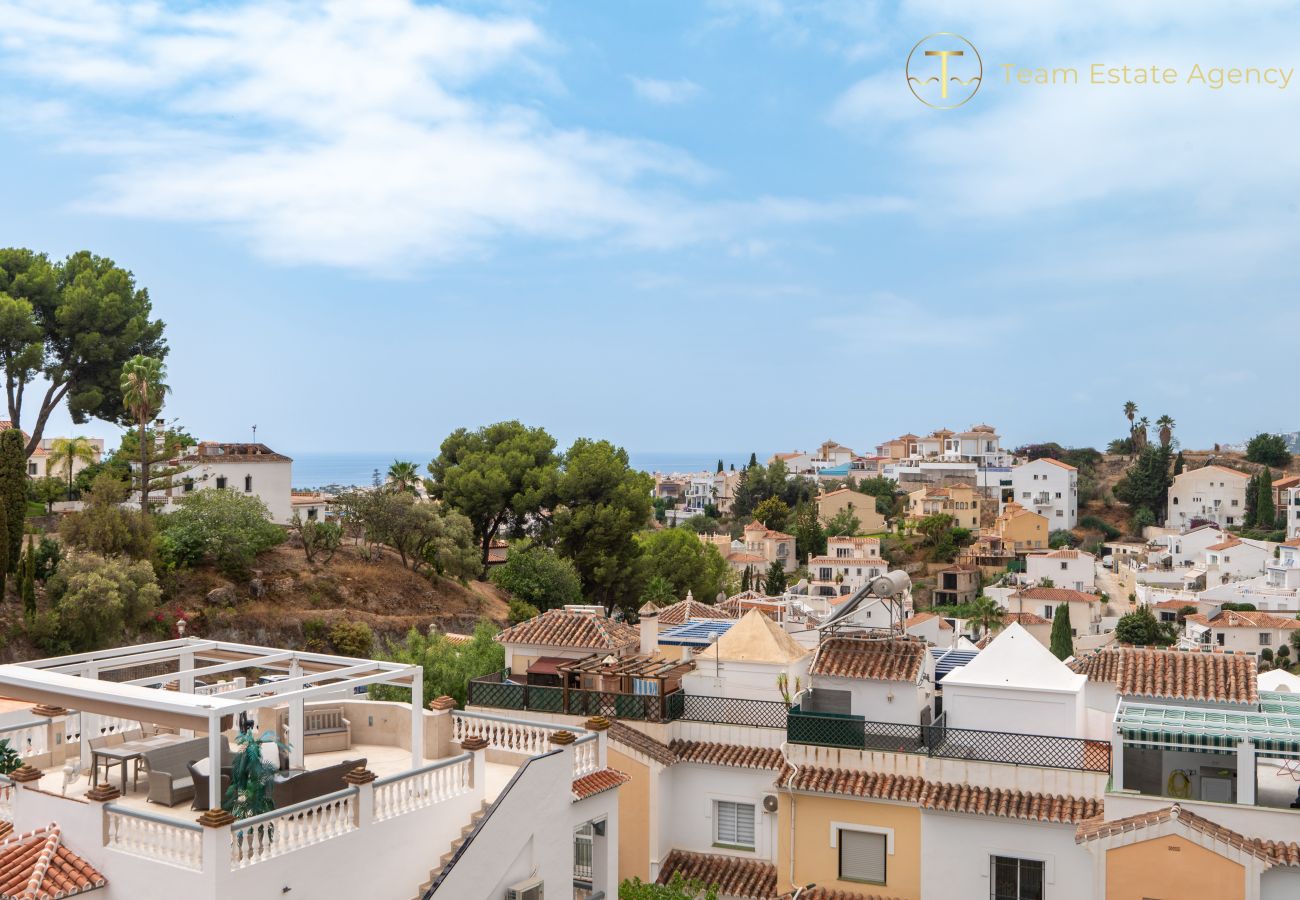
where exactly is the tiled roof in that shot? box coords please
[495,608,639,650]
[1068,647,1258,704]
[1188,610,1300,630]
[1205,538,1244,552]
[785,766,1100,824]
[1075,804,1300,866]
[0,824,105,899]
[655,599,733,627]
[176,441,291,463]
[904,612,952,631]
[572,768,629,800]
[1195,464,1251,479]
[810,637,927,682]
[1002,611,1050,626]
[1037,458,1077,471]
[807,555,884,566]
[1038,548,1088,559]
[606,721,677,767]
[656,850,898,900]
[726,552,768,564]
[1014,587,1102,604]
[668,741,785,770]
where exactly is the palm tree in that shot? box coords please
[1123,401,1137,428]
[47,436,97,501]
[1156,415,1175,448]
[1134,416,1150,452]
[120,355,169,522]
[387,460,420,494]
[968,595,1004,640]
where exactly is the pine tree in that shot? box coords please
[747,452,758,469]
[740,565,753,592]
[763,560,786,596]
[1173,451,1185,476]
[0,429,25,577]
[1049,604,1073,660]
[1244,470,1261,528]
[1257,467,1276,532]
[716,459,723,474]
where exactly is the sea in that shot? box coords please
[288,450,769,490]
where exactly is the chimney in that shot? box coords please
[638,602,659,655]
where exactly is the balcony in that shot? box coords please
[786,706,1111,772]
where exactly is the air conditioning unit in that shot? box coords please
[506,878,544,900]
[762,794,779,813]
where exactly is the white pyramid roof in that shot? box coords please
[941,623,1084,693]
[713,609,810,665]
[1260,669,1300,693]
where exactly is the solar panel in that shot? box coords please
[657,619,736,646]
[930,647,978,682]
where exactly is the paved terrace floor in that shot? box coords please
[32,742,515,822]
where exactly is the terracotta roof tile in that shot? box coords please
[656,849,899,900]
[176,441,291,463]
[810,637,927,682]
[904,612,953,631]
[495,609,639,650]
[1015,587,1102,604]
[1076,804,1300,866]
[1196,610,1300,630]
[785,766,1100,824]
[1002,611,1050,626]
[1037,458,1077,471]
[1206,539,1244,552]
[1069,647,1258,704]
[655,599,734,627]
[0,824,105,899]
[572,767,629,800]
[606,721,678,767]
[668,741,785,770]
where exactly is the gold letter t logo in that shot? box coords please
[925,49,965,99]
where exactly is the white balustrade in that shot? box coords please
[452,711,571,756]
[230,788,358,869]
[195,677,247,696]
[372,754,472,823]
[105,806,203,871]
[0,721,49,760]
[0,779,13,823]
[573,734,599,778]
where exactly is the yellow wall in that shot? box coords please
[818,491,887,533]
[1105,834,1244,900]
[1000,513,1048,551]
[775,794,921,900]
[608,747,651,884]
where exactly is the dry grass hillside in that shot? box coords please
[163,542,509,648]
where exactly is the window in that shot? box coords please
[713,801,755,850]
[1043,606,1053,620]
[183,478,194,493]
[306,508,317,521]
[244,475,253,493]
[27,462,37,476]
[1055,510,1063,517]
[1260,633,1272,646]
[839,829,886,884]
[1060,562,1068,570]
[1231,499,1239,507]
[991,856,1044,900]
[1055,492,1062,499]
[215,476,227,489]
[836,547,851,558]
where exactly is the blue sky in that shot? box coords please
[2,0,1296,459]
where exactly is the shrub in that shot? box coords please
[1246,433,1293,468]
[508,597,541,624]
[370,620,504,708]
[44,553,162,651]
[329,621,374,658]
[302,618,329,653]
[1049,529,1078,549]
[489,543,583,611]
[59,474,152,558]
[156,490,285,578]
[1078,515,1121,541]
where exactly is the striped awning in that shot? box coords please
[1117,700,1300,754]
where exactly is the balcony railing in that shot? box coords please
[786,706,1110,772]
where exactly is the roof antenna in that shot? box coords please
[252,424,258,443]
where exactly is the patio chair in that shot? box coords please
[188,761,231,812]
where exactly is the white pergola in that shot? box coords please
[0,638,424,809]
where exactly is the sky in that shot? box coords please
[1,0,1297,460]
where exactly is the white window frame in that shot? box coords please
[830,822,892,885]
[710,797,757,852]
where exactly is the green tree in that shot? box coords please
[1173,451,1185,476]
[1246,433,1293,468]
[637,528,728,603]
[752,496,791,532]
[507,597,540,624]
[119,354,169,522]
[28,476,65,513]
[1,249,167,458]
[619,873,719,900]
[224,729,288,820]
[1156,415,1175,448]
[1123,400,1137,431]
[639,574,677,607]
[792,501,827,563]
[1048,529,1078,549]
[371,620,504,707]
[328,621,374,658]
[823,507,861,538]
[968,596,1004,640]
[59,474,152,558]
[1049,604,1073,660]
[489,542,583,611]
[763,560,786,595]
[386,460,421,494]
[156,489,285,578]
[1114,606,1171,646]
[0,428,23,584]
[548,439,653,616]
[1113,445,1173,524]
[336,490,480,580]
[44,553,162,651]
[290,514,342,565]
[427,421,558,576]
[46,436,97,501]
[1256,467,1276,532]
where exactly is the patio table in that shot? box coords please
[92,733,189,794]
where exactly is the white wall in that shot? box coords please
[681,658,811,703]
[919,811,1092,900]
[1167,468,1249,529]
[171,460,293,524]
[1026,554,1095,592]
[942,684,1083,740]
[660,763,779,866]
[817,675,931,727]
[1009,460,1077,530]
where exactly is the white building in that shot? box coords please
[1204,536,1276,581]
[941,623,1087,739]
[1184,608,1300,657]
[1287,485,1300,539]
[1009,457,1078,530]
[167,441,295,524]
[1166,464,1250,530]
[1026,548,1096,592]
[1147,523,1225,569]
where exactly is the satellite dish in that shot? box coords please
[716,592,726,604]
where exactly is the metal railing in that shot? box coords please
[666,693,789,729]
[467,674,674,722]
[105,804,204,871]
[787,707,1110,772]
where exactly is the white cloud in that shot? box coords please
[629,76,702,105]
[0,0,898,271]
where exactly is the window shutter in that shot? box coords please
[839,829,885,883]
[715,801,755,848]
